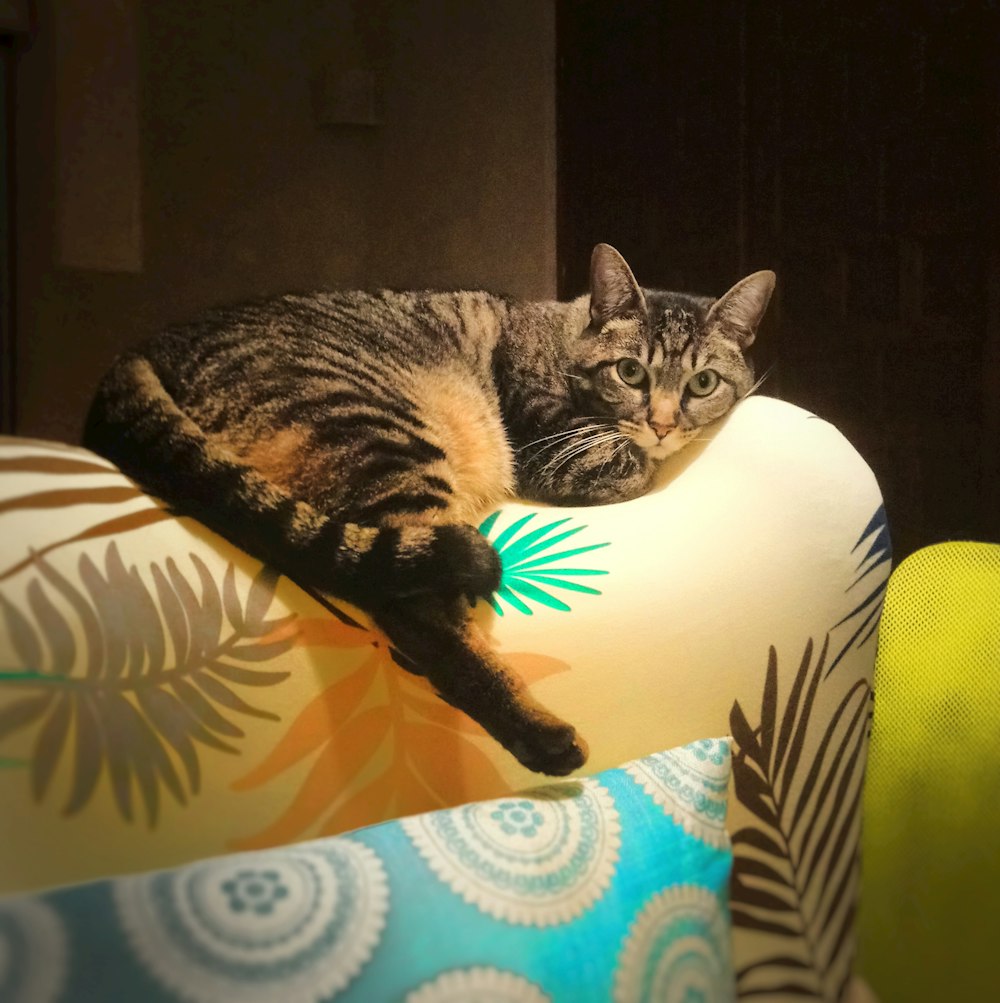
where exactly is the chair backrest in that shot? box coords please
[858,541,1000,1000]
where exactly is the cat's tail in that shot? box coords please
[82,353,501,607]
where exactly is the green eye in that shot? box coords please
[688,369,719,397]
[616,358,646,386]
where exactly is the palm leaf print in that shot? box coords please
[478,510,610,615]
[729,638,872,1001]
[827,505,892,677]
[0,446,170,582]
[0,544,295,825]
[230,609,570,850]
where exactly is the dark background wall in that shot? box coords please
[4,1,998,563]
[558,0,1000,563]
[8,0,556,444]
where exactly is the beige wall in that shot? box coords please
[15,0,556,442]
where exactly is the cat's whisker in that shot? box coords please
[533,424,609,448]
[539,433,612,475]
[538,433,610,474]
[546,446,611,479]
[516,422,609,453]
[740,364,774,401]
[531,426,615,467]
[597,436,635,476]
[544,431,625,478]
[525,433,597,463]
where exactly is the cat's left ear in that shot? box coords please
[706,270,776,348]
[589,243,646,326]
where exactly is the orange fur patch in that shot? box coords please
[240,426,314,488]
[407,364,515,523]
[222,425,336,510]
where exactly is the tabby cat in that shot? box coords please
[84,244,774,776]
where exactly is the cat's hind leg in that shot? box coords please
[372,597,588,776]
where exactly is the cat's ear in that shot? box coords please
[589,244,645,326]
[706,270,776,348]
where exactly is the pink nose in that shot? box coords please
[649,420,675,439]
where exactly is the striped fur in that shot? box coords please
[83,245,774,775]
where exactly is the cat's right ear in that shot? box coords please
[706,270,776,349]
[589,244,645,326]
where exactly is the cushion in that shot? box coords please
[0,737,734,1003]
[0,395,888,1001]
[858,542,1000,1002]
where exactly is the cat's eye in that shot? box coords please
[616,358,646,386]
[688,369,720,397]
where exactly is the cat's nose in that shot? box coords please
[647,393,680,439]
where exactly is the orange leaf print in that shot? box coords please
[399,678,487,735]
[231,649,380,791]
[450,740,516,801]
[318,768,396,837]
[291,617,375,649]
[404,722,510,808]
[504,651,573,684]
[229,703,392,849]
[392,763,440,820]
[230,642,568,848]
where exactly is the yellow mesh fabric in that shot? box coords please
[859,541,1000,1001]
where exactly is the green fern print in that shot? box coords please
[478,511,610,616]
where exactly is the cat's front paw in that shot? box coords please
[523,440,653,507]
[511,723,589,777]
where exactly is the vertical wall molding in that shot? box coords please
[1,35,15,431]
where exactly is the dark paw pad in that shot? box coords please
[511,725,589,777]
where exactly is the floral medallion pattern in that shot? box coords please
[625,737,731,849]
[0,740,734,1001]
[0,897,67,1003]
[613,885,731,1003]
[402,779,621,927]
[405,966,551,1003]
[114,840,389,1003]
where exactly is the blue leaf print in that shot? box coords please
[827,504,893,676]
[478,511,610,617]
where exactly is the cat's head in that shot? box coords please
[570,243,775,460]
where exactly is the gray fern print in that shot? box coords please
[0,544,295,826]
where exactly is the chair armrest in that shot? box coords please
[0,395,889,1000]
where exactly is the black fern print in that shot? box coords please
[0,544,295,825]
[730,638,872,1001]
[827,505,892,677]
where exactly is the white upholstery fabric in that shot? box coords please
[0,395,887,1001]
